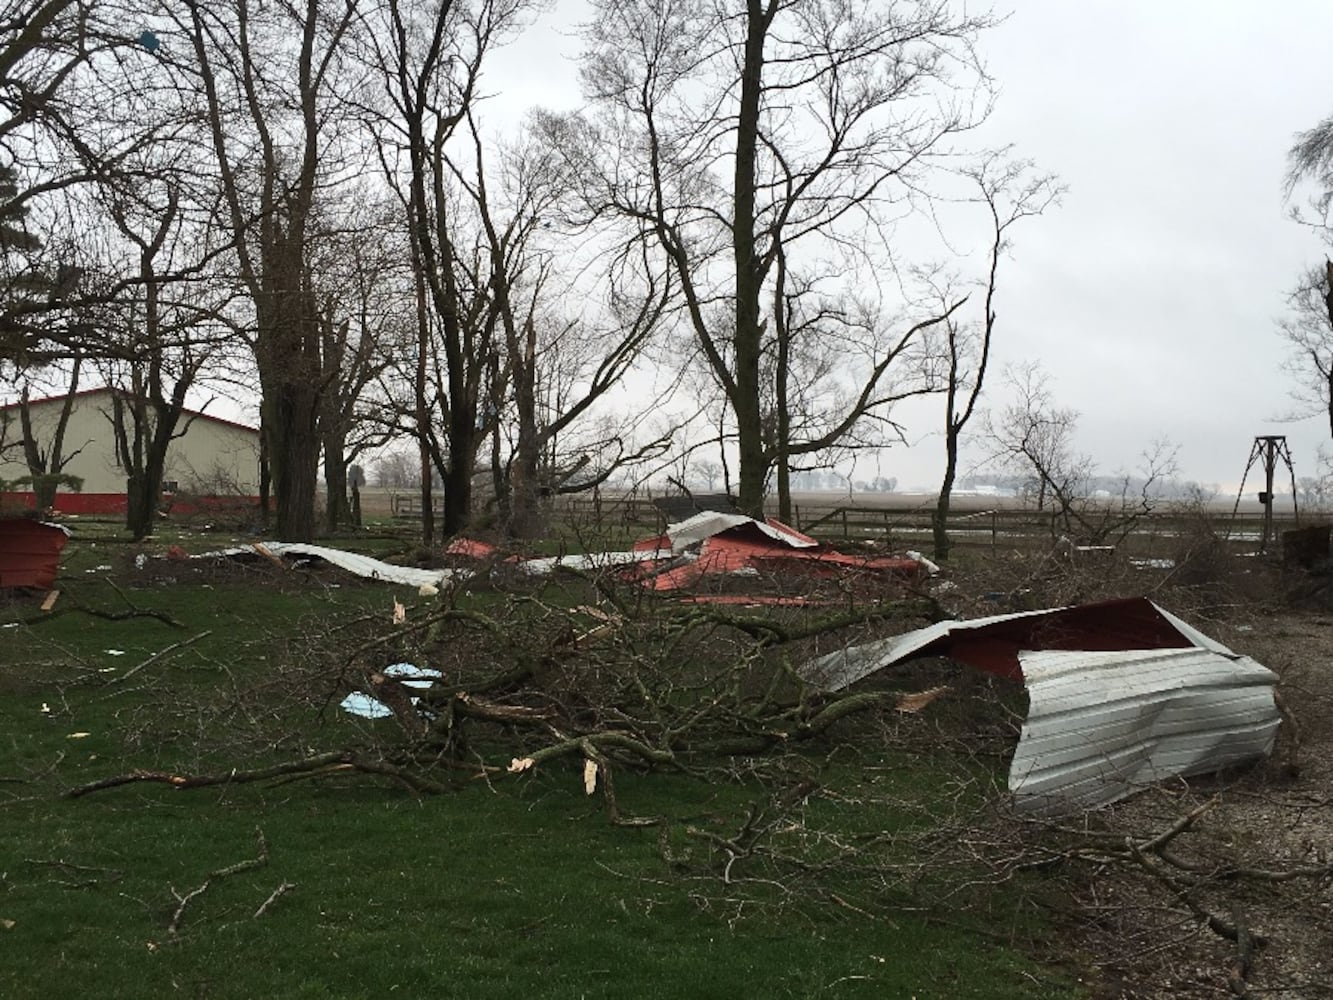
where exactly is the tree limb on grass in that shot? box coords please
[111,631,213,685]
[168,828,269,936]
[65,752,449,798]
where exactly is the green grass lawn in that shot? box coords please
[0,526,1081,999]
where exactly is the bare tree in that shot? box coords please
[567,0,995,517]
[0,1,167,367]
[175,0,361,542]
[987,362,1085,515]
[307,197,405,532]
[1277,261,1333,438]
[460,114,673,537]
[1287,110,1333,222]
[987,363,1178,545]
[931,158,1061,561]
[93,156,240,539]
[15,356,87,507]
[1281,110,1333,438]
[361,0,533,540]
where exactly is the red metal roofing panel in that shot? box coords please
[0,519,69,589]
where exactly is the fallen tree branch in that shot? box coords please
[1228,903,1255,998]
[111,631,213,685]
[1125,837,1268,948]
[253,881,297,919]
[22,602,185,630]
[168,828,269,936]
[65,752,449,799]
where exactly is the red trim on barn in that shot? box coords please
[0,492,261,516]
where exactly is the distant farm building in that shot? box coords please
[0,388,261,515]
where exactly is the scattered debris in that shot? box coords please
[629,512,929,595]
[195,542,456,589]
[445,513,931,601]
[583,758,599,795]
[338,692,393,720]
[519,550,666,576]
[339,663,444,721]
[1130,558,1176,570]
[799,597,1281,814]
[40,590,59,612]
[893,686,950,714]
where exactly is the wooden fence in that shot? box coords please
[391,489,1305,556]
[551,495,1304,556]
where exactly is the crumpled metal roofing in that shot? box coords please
[200,543,457,588]
[799,598,1281,814]
[0,519,70,589]
[657,511,819,552]
[1010,645,1278,813]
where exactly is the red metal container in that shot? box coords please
[0,519,70,589]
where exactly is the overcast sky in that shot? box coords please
[487,1,1333,495]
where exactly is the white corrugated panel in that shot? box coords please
[198,543,458,588]
[519,551,665,575]
[1010,647,1279,814]
[664,511,818,552]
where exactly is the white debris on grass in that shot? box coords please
[519,550,664,576]
[339,663,444,720]
[196,543,457,589]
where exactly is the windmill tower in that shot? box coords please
[1230,436,1299,553]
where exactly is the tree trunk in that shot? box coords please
[31,474,58,511]
[731,0,771,520]
[506,319,544,538]
[507,443,544,538]
[442,422,474,537]
[124,429,172,542]
[266,381,321,543]
[323,433,351,534]
[933,427,959,561]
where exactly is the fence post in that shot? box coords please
[842,507,848,540]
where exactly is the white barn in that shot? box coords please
[0,387,261,514]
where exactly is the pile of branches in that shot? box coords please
[68,576,952,817]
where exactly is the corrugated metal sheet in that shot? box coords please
[797,599,1281,814]
[1011,646,1279,813]
[801,597,1200,686]
[661,511,819,552]
[0,519,70,589]
[519,551,666,576]
[199,543,457,588]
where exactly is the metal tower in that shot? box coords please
[1230,435,1299,553]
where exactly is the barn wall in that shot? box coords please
[0,391,260,499]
